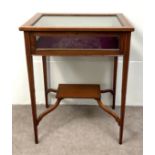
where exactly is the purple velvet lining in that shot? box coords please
[36,36,119,49]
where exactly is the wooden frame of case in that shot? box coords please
[19,13,134,144]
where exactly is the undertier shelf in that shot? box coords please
[56,84,101,99]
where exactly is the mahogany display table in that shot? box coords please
[19,13,134,144]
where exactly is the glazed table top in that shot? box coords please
[33,15,122,28]
[19,13,134,31]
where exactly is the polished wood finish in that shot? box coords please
[37,84,121,129]
[96,99,120,125]
[24,32,38,144]
[20,13,134,144]
[56,84,100,99]
[37,98,62,125]
[119,33,131,144]
[33,49,121,56]
[42,56,49,108]
[112,57,118,109]
[100,89,113,94]
[47,88,57,93]
[56,84,120,126]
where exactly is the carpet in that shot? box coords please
[12,105,143,155]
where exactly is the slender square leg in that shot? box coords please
[42,56,49,108]
[119,34,131,144]
[112,57,118,109]
[24,32,38,144]
[119,54,129,144]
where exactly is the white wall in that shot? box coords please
[1,0,142,106]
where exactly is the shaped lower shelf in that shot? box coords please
[56,84,101,99]
[37,84,120,127]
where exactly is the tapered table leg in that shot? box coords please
[119,34,131,144]
[24,32,38,144]
[42,56,49,108]
[112,57,118,109]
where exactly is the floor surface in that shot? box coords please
[12,105,143,155]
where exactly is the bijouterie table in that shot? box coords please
[19,13,134,144]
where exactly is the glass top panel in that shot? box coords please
[33,15,122,27]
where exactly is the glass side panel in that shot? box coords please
[36,34,120,50]
[33,15,122,27]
